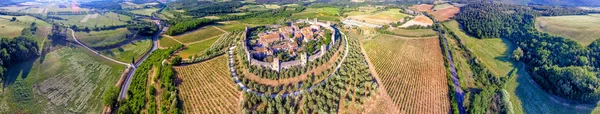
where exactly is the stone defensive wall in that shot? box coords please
[242,18,339,72]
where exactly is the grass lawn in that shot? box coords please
[176,37,219,58]
[159,35,182,48]
[173,26,225,44]
[130,8,159,16]
[346,9,410,25]
[215,21,249,32]
[535,14,600,46]
[75,28,133,48]
[100,38,152,62]
[0,15,52,38]
[263,4,280,9]
[370,9,409,21]
[443,20,516,77]
[388,28,437,37]
[291,7,340,22]
[50,12,131,28]
[0,46,125,113]
[504,63,600,114]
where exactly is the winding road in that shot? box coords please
[69,29,131,66]
[227,28,349,98]
[118,20,162,100]
[70,20,162,100]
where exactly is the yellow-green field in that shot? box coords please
[171,26,225,44]
[0,46,125,113]
[0,15,51,38]
[100,38,152,62]
[50,12,131,28]
[347,9,410,25]
[75,28,133,48]
[291,7,340,22]
[159,35,182,48]
[443,20,515,77]
[535,14,600,46]
[433,3,454,10]
[176,37,219,58]
[130,8,160,16]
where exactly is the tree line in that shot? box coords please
[455,1,600,102]
[0,24,40,84]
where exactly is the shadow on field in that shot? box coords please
[3,59,35,88]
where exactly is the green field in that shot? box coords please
[291,7,340,22]
[443,20,516,77]
[75,28,133,48]
[50,12,131,28]
[100,38,152,62]
[369,9,409,21]
[176,37,219,58]
[0,15,51,38]
[535,14,600,46]
[0,46,125,113]
[159,35,182,48]
[504,64,600,114]
[130,8,160,16]
[172,26,225,44]
[388,28,437,37]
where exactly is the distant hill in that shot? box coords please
[496,0,600,6]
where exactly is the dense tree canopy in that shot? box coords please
[455,1,600,102]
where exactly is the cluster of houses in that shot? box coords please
[242,18,338,72]
[251,22,327,58]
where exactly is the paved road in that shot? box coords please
[69,29,131,66]
[228,29,349,98]
[118,20,162,100]
[436,22,466,114]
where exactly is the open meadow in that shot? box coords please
[159,35,183,48]
[0,15,51,38]
[100,38,152,62]
[174,56,240,114]
[363,34,450,114]
[176,35,220,58]
[0,46,125,113]
[347,9,410,25]
[535,14,600,46]
[170,26,226,44]
[130,8,160,16]
[75,28,134,48]
[443,20,516,77]
[291,7,340,22]
[50,12,131,28]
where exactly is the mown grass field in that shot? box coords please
[172,26,225,44]
[100,38,152,62]
[535,14,600,46]
[0,46,125,113]
[291,7,340,22]
[443,20,515,76]
[129,8,159,16]
[159,35,182,48]
[504,64,600,114]
[363,34,449,114]
[0,15,51,38]
[387,28,437,37]
[174,56,240,114]
[50,12,131,28]
[75,28,133,48]
[347,9,410,25]
[176,36,219,58]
